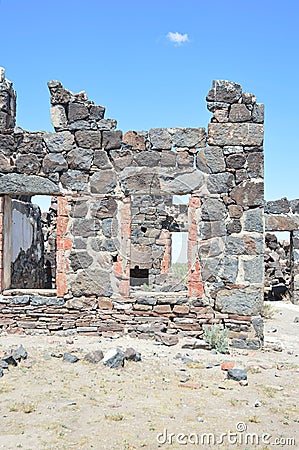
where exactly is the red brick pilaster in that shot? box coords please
[56,196,70,297]
[161,230,171,274]
[0,196,4,292]
[187,194,204,297]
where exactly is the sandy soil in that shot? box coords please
[0,301,298,450]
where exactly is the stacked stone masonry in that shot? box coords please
[265,198,299,304]
[0,71,297,345]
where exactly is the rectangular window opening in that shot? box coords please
[130,266,149,287]
[169,231,189,289]
[172,194,190,206]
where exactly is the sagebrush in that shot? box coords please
[204,325,229,353]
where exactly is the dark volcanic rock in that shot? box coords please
[103,348,124,368]
[206,80,242,104]
[14,345,28,360]
[227,368,247,381]
[155,333,179,346]
[124,348,141,362]
[0,360,9,369]
[63,353,79,363]
[0,174,60,195]
[2,355,18,366]
[84,350,104,364]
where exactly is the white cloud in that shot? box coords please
[166,31,189,46]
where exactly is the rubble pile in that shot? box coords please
[264,233,290,300]
[0,345,28,377]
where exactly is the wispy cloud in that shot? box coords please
[166,31,189,46]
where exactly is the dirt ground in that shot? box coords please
[0,301,298,450]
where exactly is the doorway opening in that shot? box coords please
[3,195,57,292]
[264,231,290,301]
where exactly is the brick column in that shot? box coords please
[161,230,171,274]
[56,196,71,297]
[187,194,204,297]
[114,197,131,297]
[290,231,299,304]
[0,196,4,292]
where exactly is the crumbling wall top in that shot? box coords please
[0,67,16,131]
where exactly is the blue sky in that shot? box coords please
[1,0,298,200]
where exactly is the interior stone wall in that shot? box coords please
[131,194,175,288]
[10,199,45,289]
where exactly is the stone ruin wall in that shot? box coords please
[265,198,299,304]
[0,67,294,347]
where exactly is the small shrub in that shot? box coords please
[262,303,276,319]
[0,383,14,394]
[204,325,228,354]
[9,402,36,413]
[105,413,124,422]
[248,415,261,423]
[262,386,277,398]
[248,366,262,374]
[140,283,151,292]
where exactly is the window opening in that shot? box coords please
[264,231,290,301]
[130,266,149,287]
